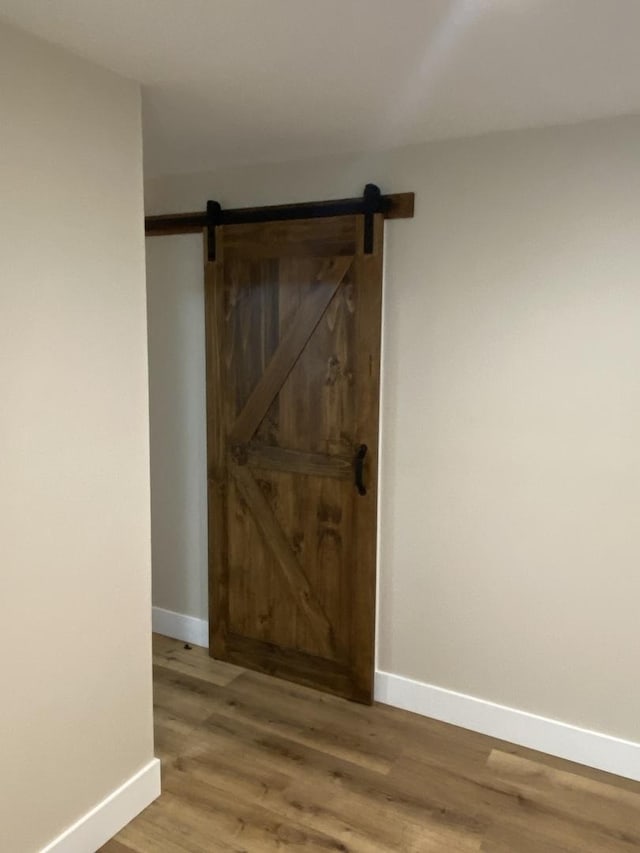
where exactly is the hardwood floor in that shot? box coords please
[101,634,640,852]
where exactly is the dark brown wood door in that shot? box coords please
[205,212,383,702]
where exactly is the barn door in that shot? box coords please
[205,210,383,703]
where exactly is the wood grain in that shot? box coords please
[152,633,243,687]
[229,255,352,444]
[204,253,229,659]
[351,213,383,699]
[245,442,352,479]
[207,213,382,701]
[229,461,335,658]
[225,633,363,702]
[223,217,357,260]
[100,634,640,853]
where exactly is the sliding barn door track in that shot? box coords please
[145,184,415,259]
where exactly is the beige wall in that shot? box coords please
[0,23,155,852]
[147,234,208,619]
[145,114,640,743]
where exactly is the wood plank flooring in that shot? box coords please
[100,634,640,852]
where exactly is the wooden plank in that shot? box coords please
[153,668,217,728]
[167,752,398,853]
[229,255,352,444]
[350,213,384,703]
[485,749,640,848]
[195,712,484,851]
[245,442,352,479]
[204,253,229,659]
[201,667,393,774]
[144,191,415,236]
[481,810,638,853]
[224,666,401,762]
[145,218,204,237]
[228,461,335,658]
[223,216,357,259]
[154,778,350,853]
[182,737,482,851]
[107,642,640,853]
[225,633,364,702]
[152,632,244,687]
[386,190,415,219]
[98,841,138,853]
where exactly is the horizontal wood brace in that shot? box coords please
[242,443,353,479]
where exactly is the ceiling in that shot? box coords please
[1,0,640,178]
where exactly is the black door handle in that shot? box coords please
[354,444,368,496]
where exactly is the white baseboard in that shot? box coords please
[375,670,640,782]
[40,758,161,853]
[152,605,208,647]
